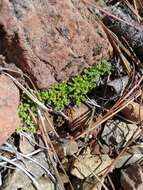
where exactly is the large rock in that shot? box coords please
[0,74,20,145]
[0,0,112,89]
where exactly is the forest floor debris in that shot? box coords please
[0,0,143,190]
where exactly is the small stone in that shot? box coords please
[121,164,143,190]
[63,140,78,156]
[53,139,78,158]
[19,136,35,154]
[115,145,143,169]
[71,148,112,179]
[102,120,138,150]
[26,176,55,190]
[2,152,50,190]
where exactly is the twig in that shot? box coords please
[3,72,69,121]
[19,153,56,184]
[38,109,66,190]
[87,3,143,31]
[107,175,115,190]
[0,156,41,190]
[92,13,132,75]
[75,74,142,139]
[102,127,143,179]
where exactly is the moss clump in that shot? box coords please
[17,96,37,133]
[18,60,111,133]
[40,60,111,110]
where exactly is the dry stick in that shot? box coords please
[1,72,70,187]
[0,156,41,190]
[3,72,51,111]
[87,99,138,124]
[104,75,143,114]
[93,14,132,75]
[102,127,143,179]
[111,76,143,110]
[38,109,74,190]
[75,76,143,139]
[107,175,116,190]
[85,106,96,141]
[139,90,143,122]
[3,72,60,136]
[75,89,141,140]
[0,67,38,93]
[43,112,59,138]
[2,71,69,121]
[91,15,139,108]
[75,75,143,139]
[0,67,57,112]
[28,108,38,126]
[110,31,132,59]
[0,143,56,184]
[87,3,143,31]
[0,148,43,166]
[138,0,143,8]
[37,109,65,190]
[91,127,143,190]
[125,0,141,22]
[111,31,139,69]
[89,2,142,74]
[19,153,56,184]
[20,132,49,150]
[2,72,68,137]
[70,110,91,130]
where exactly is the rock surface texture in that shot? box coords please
[2,152,54,190]
[0,0,112,89]
[102,119,138,150]
[0,74,20,145]
[71,148,112,179]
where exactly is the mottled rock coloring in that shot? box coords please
[0,74,20,145]
[0,0,112,89]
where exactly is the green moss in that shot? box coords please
[17,96,37,133]
[39,60,111,110]
[17,60,111,133]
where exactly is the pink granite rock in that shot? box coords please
[0,74,20,145]
[0,0,112,89]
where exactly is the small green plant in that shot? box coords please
[17,96,37,133]
[40,81,70,111]
[18,60,111,133]
[39,60,111,109]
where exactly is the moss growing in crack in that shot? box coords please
[40,60,111,109]
[17,96,37,133]
[18,60,111,133]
